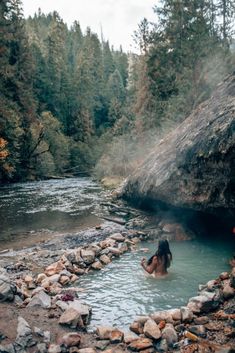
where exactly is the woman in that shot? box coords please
[141,239,172,277]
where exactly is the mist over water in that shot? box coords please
[78,239,233,330]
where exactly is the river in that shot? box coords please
[0,177,105,251]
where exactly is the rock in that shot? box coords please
[59,308,84,328]
[80,250,96,265]
[123,333,139,344]
[109,329,124,343]
[99,239,116,249]
[206,279,219,291]
[59,275,70,286]
[77,349,96,353]
[15,316,33,349]
[45,261,65,276]
[220,272,229,280]
[109,233,125,242]
[193,316,209,325]
[128,338,153,351]
[37,343,48,353]
[99,255,111,265]
[222,281,234,299]
[48,344,62,353]
[91,261,103,270]
[0,344,15,353]
[59,333,81,347]
[0,273,16,302]
[181,306,194,322]
[48,274,60,283]
[106,247,121,256]
[161,324,178,347]
[43,331,51,343]
[187,292,219,313]
[150,310,173,323]
[143,319,161,340]
[96,326,113,340]
[188,325,206,337]
[156,338,168,352]
[28,290,51,309]
[69,300,92,323]
[230,268,235,288]
[95,340,110,350]
[120,73,235,216]
[130,321,144,335]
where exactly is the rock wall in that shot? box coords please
[121,73,235,216]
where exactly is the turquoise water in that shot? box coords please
[78,238,233,330]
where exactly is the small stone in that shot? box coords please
[80,250,96,265]
[59,275,70,286]
[106,247,121,256]
[96,326,113,340]
[161,324,178,347]
[59,333,81,347]
[36,273,47,284]
[99,255,111,265]
[95,340,110,350]
[128,338,153,351]
[109,329,124,343]
[48,344,61,353]
[130,321,143,335]
[109,233,125,242]
[59,308,84,328]
[77,349,96,353]
[28,290,51,309]
[123,333,138,344]
[37,343,48,353]
[143,319,161,340]
[45,261,65,276]
[181,307,194,323]
[91,261,103,270]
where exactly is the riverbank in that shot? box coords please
[0,199,234,353]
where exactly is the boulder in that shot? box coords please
[143,319,161,340]
[0,272,16,302]
[28,290,51,309]
[48,345,61,353]
[120,73,235,217]
[161,324,178,347]
[59,333,81,347]
[128,338,153,351]
[187,292,220,313]
[59,308,84,328]
[80,250,96,265]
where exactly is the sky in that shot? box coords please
[21,0,157,52]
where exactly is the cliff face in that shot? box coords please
[121,73,235,215]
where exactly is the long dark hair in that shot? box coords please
[147,239,172,267]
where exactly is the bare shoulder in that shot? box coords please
[152,256,158,264]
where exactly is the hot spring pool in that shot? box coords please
[77,238,233,330]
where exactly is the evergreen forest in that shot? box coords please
[0,0,234,183]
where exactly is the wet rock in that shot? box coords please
[143,319,161,340]
[80,250,96,265]
[59,333,81,347]
[181,306,194,323]
[128,338,153,351]
[0,272,16,302]
[28,290,51,308]
[106,247,121,256]
[161,324,178,347]
[150,310,173,323]
[48,344,61,353]
[187,292,219,313]
[96,326,113,340]
[222,281,235,299]
[15,316,34,350]
[59,308,84,328]
[230,268,235,288]
[99,255,111,265]
[109,329,124,343]
[45,261,65,276]
[130,321,144,335]
[91,261,103,270]
[123,333,139,344]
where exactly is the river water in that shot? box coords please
[78,238,233,330]
[0,178,104,250]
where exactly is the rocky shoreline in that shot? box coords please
[0,200,234,353]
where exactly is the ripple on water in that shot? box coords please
[78,239,233,329]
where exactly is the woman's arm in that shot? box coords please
[141,256,158,274]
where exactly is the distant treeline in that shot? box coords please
[0,0,234,182]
